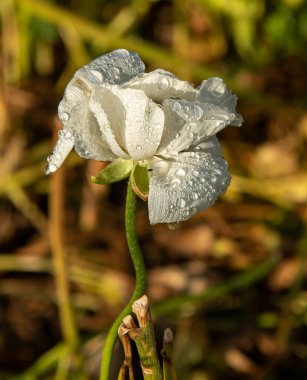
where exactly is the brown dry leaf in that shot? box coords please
[298,113,307,139]
[147,266,188,300]
[211,237,237,259]
[225,348,259,374]
[230,174,307,207]
[268,258,300,291]
[250,142,298,178]
[256,333,278,356]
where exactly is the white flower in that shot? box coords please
[46,49,243,225]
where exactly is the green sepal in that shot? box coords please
[131,164,150,201]
[91,158,133,185]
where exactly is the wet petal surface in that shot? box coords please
[157,99,236,155]
[122,69,197,103]
[148,151,230,224]
[91,87,165,161]
[197,77,243,126]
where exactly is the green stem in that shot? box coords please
[100,179,147,380]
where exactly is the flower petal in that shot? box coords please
[52,49,145,169]
[89,88,130,158]
[47,94,117,174]
[148,151,230,224]
[58,50,145,128]
[186,135,223,157]
[90,87,165,161]
[72,49,145,88]
[157,99,236,155]
[122,69,197,102]
[197,77,243,126]
[45,130,75,174]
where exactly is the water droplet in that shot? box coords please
[158,75,170,91]
[212,81,226,96]
[170,178,181,188]
[192,105,203,121]
[136,145,142,150]
[175,168,185,177]
[191,192,199,200]
[168,222,179,230]
[192,169,199,176]
[113,67,121,76]
[91,69,103,82]
[58,130,73,140]
[172,102,181,113]
[213,168,222,176]
[176,198,186,208]
[211,176,217,183]
[45,163,58,174]
[60,112,70,122]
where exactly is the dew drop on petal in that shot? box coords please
[136,145,142,150]
[192,169,199,176]
[113,67,121,79]
[172,102,182,113]
[176,198,186,208]
[192,105,203,121]
[191,192,199,200]
[158,76,170,91]
[45,162,58,174]
[175,168,186,177]
[58,130,74,142]
[212,81,226,96]
[60,112,70,122]
[168,222,179,230]
[170,178,181,188]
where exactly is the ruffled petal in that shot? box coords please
[47,92,118,174]
[51,49,145,170]
[122,69,197,103]
[58,50,145,125]
[186,135,223,157]
[197,77,243,126]
[71,49,145,88]
[157,99,236,155]
[148,151,230,224]
[89,88,129,158]
[91,87,165,161]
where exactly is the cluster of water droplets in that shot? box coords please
[170,100,204,122]
[149,149,231,224]
[45,129,74,174]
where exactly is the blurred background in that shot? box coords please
[1,0,307,379]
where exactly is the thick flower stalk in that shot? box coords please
[46,49,243,224]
